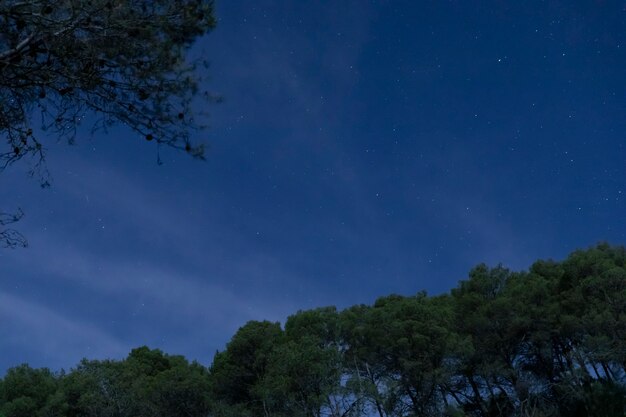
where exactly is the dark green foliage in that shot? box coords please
[63,347,211,417]
[0,365,58,417]
[0,347,211,417]
[207,244,626,417]
[1,243,625,417]
[209,320,284,416]
[261,307,358,417]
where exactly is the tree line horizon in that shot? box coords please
[2,243,625,417]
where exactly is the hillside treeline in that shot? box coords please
[1,244,625,417]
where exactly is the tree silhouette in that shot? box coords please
[0,209,26,248]
[0,0,217,246]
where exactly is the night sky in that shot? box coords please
[1,0,625,373]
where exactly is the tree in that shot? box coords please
[450,265,522,416]
[57,346,211,417]
[340,303,392,417]
[0,364,59,417]
[209,321,284,417]
[3,244,625,417]
[0,0,217,247]
[368,293,458,417]
[258,307,362,417]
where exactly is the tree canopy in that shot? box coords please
[0,0,217,247]
[1,243,625,416]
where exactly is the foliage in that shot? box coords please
[1,244,625,417]
[209,320,284,416]
[0,347,211,417]
[0,365,58,417]
[0,0,217,247]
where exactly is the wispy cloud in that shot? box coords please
[27,241,291,326]
[0,290,127,371]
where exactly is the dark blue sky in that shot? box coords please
[1,0,625,372]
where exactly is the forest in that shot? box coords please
[1,243,625,417]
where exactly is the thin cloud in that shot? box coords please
[0,291,127,371]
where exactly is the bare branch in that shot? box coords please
[0,208,27,248]
[0,0,217,247]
